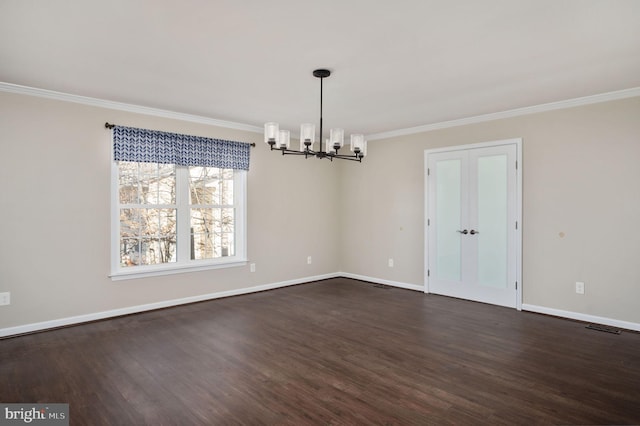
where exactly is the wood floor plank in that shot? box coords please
[1,278,639,425]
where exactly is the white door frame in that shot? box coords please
[424,138,523,310]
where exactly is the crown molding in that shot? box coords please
[3,82,639,140]
[367,87,640,141]
[0,82,263,134]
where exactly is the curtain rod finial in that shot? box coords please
[105,122,115,129]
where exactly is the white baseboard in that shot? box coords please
[338,272,424,292]
[522,304,640,332]
[0,272,339,338]
[7,275,635,338]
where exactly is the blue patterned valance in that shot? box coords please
[112,125,251,170]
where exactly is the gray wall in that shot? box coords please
[1,91,639,331]
[0,91,340,329]
[339,96,640,323]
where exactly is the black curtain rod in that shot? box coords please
[104,122,256,147]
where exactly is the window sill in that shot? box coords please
[110,259,248,281]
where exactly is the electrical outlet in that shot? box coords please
[0,292,10,306]
[576,281,585,295]
[388,258,394,268]
[307,256,312,265]
[250,263,256,272]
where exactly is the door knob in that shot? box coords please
[457,229,468,235]
[470,229,479,235]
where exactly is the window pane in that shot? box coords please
[189,167,221,205]
[119,162,176,205]
[120,237,140,267]
[222,169,234,180]
[119,162,140,204]
[191,233,214,260]
[140,208,176,239]
[120,208,140,237]
[137,163,175,205]
[158,209,177,236]
[190,208,217,234]
[221,178,234,206]
[191,208,220,260]
[120,208,176,267]
[141,237,176,265]
[157,164,176,204]
[139,163,157,204]
[221,207,235,257]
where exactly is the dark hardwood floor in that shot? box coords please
[1,278,639,425]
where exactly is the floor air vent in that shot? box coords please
[586,324,621,334]
[373,284,390,289]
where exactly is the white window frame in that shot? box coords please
[110,161,247,281]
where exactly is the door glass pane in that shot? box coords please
[477,155,507,288]
[436,159,462,282]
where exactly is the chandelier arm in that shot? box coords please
[330,154,363,162]
[279,149,310,156]
[276,147,323,155]
[276,148,360,161]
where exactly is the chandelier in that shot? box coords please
[264,69,367,162]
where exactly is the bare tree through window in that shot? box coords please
[189,167,235,260]
[118,162,177,267]
[117,162,235,268]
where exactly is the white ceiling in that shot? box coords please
[1,0,639,137]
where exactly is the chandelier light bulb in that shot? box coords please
[300,123,315,151]
[351,134,364,153]
[330,128,344,150]
[278,130,290,149]
[264,122,279,145]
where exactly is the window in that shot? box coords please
[112,162,247,278]
[110,125,249,280]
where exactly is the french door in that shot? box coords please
[425,141,521,308]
